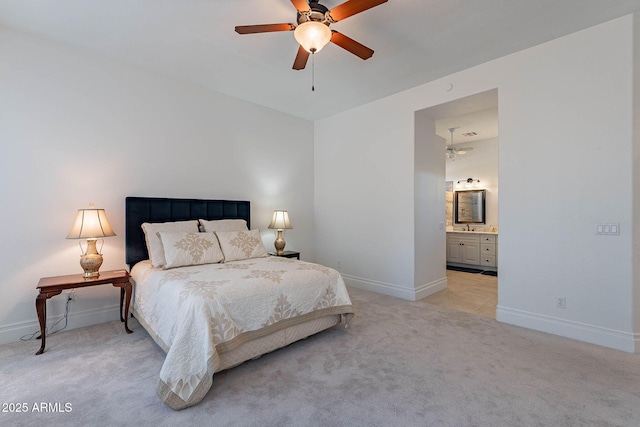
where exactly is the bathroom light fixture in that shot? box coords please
[66,204,116,278]
[457,178,481,189]
[268,210,293,255]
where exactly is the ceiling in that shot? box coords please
[436,108,499,146]
[1,0,640,121]
[427,89,499,144]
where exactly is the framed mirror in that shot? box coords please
[454,189,486,224]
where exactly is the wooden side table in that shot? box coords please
[35,269,132,355]
[269,251,300,260]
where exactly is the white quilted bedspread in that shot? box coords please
[131,256,353,410]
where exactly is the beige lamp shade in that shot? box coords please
[67,208,116,239]
[268,210,292,230]
[294,21,332,53]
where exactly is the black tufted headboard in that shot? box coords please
[125,196,251,268]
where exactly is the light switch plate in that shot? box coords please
[596,223,620,235]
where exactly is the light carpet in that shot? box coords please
[1,287,639,426]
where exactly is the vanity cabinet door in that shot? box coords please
[447,238,463,263]
[447,234,480,264]
[460,240,480,265]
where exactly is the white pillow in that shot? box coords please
[141,220,199,267]
[199,219,248,232]
[158,231,224,269]
[215,229,268,262]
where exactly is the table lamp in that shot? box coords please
[66,204,116,278]
[268,210,292,255]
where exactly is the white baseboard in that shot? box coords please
[0,305,121,346]
[415,276,447,300]
[343,274,447,301]
[497,305,638,353]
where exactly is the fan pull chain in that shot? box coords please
[311,51,315,92]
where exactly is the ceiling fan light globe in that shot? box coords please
[294,21,332,53]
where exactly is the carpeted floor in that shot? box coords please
[2,286,640,426]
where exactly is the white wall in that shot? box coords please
[314,100,416,299]
[414,113,447,299]
[446,137,499,228]
[633,14,640,339]
[315,15,638,352]
[0,27,314,345]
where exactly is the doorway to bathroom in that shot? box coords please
[416,89,499,319]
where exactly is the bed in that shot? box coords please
[125,197,354,410]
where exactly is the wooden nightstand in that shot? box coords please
[269,251,300,260]
[35,269,133,355]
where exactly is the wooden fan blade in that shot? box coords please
[293,45,310,70]
[235,23,295,34]
[290,0,310,12]
[329,0,388,22]
[330,31,374,60]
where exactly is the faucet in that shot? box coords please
[466,224,470,231]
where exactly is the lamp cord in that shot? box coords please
[20,296,71,341]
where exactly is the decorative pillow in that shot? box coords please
[215,229,269,262]
[157,231,224,269]
[199,219,248,233]
[141,220,199,267]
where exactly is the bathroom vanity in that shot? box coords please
[446,231,498,271]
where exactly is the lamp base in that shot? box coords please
[80,239,103,278]
[274,229,286,256]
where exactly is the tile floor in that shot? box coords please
[423,270,498,318]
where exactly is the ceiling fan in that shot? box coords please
[445,127,474,161]
[235,0,388,70]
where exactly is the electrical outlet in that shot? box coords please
[336,261,342,270]
[556,297,566,309]
[66,290,75,302]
